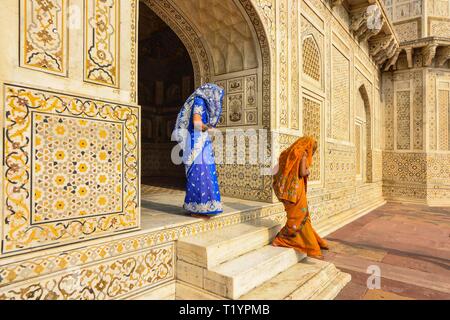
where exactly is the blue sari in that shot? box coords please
[174,83,224,215]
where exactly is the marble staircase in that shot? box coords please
[175,218,351,300]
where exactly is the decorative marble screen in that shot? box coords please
[2,84,139,255]
[302,37,321,82]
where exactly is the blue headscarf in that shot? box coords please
[173,83,224,145]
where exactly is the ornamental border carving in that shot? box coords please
[2,84,140,256]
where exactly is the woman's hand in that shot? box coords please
[193,114,208,132]
[299,152,308,178]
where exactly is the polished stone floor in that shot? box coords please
[140,183,275,231]
[323,203,450,300]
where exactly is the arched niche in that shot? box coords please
[139,0,272,129]
[357,84,373,183]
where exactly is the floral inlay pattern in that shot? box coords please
[3,84,139,255]
[21,0,67,75]
[85,0,120,87]
[32,114,123,223]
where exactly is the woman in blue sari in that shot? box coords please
[174,83,224,217]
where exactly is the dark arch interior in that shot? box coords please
[138,3,194,192]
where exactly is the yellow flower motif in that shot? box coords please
[116,185,121,193]
[34,189,42,200]
[78,139,88,149]
[54,175,66,186]
[78,186,89,197]
[78,163,88,173]
[55,200,66,211]
[97,196,107,206]
[55,150,66,161]
[98,129,108,140]
[54,125,66,136]
[98,151,108,162]
[117,163,122,171]
[98,174,108,184]
[78,210,88,216]
[35,136,42,146]
[79,119,88,126]
[116,142,122,151]
[35,163,42,173]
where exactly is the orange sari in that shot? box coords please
[272,136,328,257]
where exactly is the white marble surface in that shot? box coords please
[140,192,274,232]
[204,245,306,299]
[177,218,281,268]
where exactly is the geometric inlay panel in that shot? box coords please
[355,123,361,177]
[396,90,411,150]
[438,90,449,150]
[302,96,321,182]
[32,114,123,223]
[2,84,139,255]
[331,46,350,141]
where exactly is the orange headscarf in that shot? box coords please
[273,136,317,203]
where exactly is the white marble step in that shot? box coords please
[177,218,282,268]
[203,245,306,299]
[239,258,342,300]
[308,272,351,300]
[176,281,227,300]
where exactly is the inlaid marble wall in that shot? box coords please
[383,0,450,40]
[382,66,450,205]
[2,84,140,255]
[1,0,445,301]
[1,1,140,258]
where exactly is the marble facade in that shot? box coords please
[0,0,448,299]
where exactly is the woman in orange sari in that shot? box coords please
[272,136,328,258]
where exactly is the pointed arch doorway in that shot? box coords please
[138,2,194,194]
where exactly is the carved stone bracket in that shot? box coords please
[369,35,397,66]
[351,4,384,43]
[349,1,399,68]
[422,44,438,67]
[435,46,450,67]
[384,48,401,71]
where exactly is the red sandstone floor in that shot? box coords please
[323,202,450,300]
